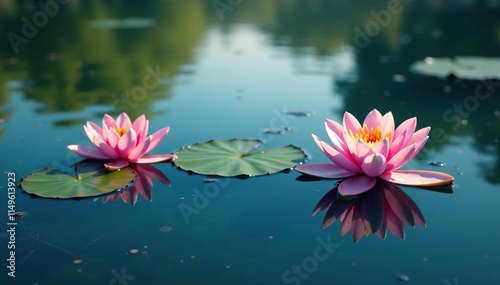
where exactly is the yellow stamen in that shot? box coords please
[349,125,392,147]
[113,127,128,137]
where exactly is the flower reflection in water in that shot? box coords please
[312,179,452,242]
[101,164,170,206]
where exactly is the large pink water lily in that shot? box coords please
[295,109,454,196]
[67,112,173,170]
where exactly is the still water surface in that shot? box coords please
[1,1,500,284]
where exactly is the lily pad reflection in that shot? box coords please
[312,179,452,242]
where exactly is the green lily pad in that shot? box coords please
[173,139,307,177]
[411,56,500,80]
[20,160,136,198]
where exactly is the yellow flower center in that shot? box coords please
[113,126,128,137]
[349,125,392,147]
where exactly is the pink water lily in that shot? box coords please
[295,109,454,196]
[67,112,173,170]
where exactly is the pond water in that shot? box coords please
[1,1,500,284]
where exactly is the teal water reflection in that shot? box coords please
[1,1,500,284]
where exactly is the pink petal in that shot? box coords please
[380,170,454,186]
[325,119,344,140]
[389,137,429,171]
[127,136,152,161]
[67,145,109,160]
[388,128,408,159]
[338,175,377,196]
[354,139,373,165]
[325,120,351,158]
[295,163,356,178]
[103,114,117,129]
[92,136,121,159]
[132,115,149,143]
[372,137,390,158]
[317,139,361,173]
[393,117,416,142]
[104,159,130,171]
[362,109,382,130]
[84,122,103,142]
[145,127,170,154]
[385,134,428,172]
[378,111,394,136]
[343,111,361,137]
[117,128,137,157]
[132,154,174,164]
[361,153,387,177]
[100,123,112,145]
[408,127,430,145]
[106,126,121,148]
[116,112,132,130]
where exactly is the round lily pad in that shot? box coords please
[173,139,307,177]
[20,160,136,198]
[411,56,500,80]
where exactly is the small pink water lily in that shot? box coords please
[67,112,173,170]
[295,109,454,196]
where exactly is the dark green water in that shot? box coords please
[1,1,500,284]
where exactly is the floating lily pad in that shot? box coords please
[21,160,136,198]
[411,56,500,80]
[88,18,155,29]
[173,139,307,177]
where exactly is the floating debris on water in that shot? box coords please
[392,74,406,83]
[159,226,172,233]
[262,128,286,135]
[14,211,27,217]
[262,126,296,135]
[283,108,313,117]
[397,274,409,282]
[429,161,445,167]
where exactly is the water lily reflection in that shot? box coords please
[101,164,170,206]
[312,179,452,242]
